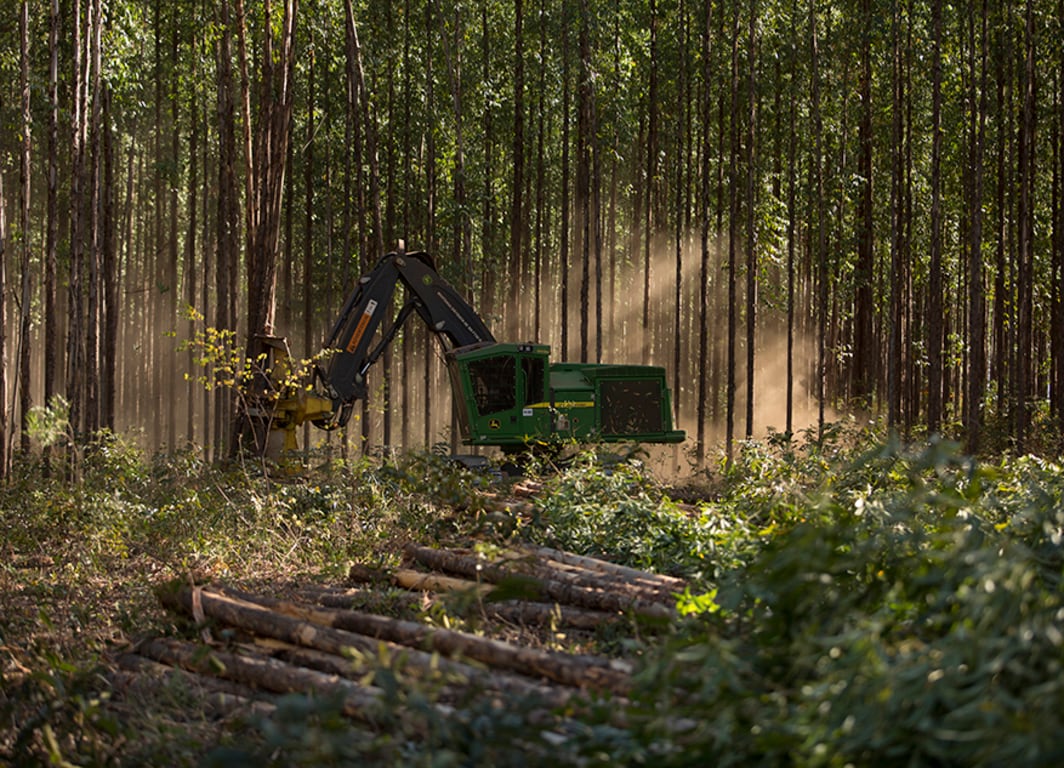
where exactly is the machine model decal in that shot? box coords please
[346,299,378,353]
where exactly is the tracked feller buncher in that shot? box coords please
[251,249,684,459]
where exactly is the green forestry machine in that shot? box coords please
[259,249,685,457]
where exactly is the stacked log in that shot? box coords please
[401,543,681,621]
[118,541,684,740]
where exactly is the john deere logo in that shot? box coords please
[488,418,501,430]
[422,274,433,286]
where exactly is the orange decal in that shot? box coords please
[345,300,378,353]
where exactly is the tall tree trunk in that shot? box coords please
[85,0,103,435]
[68,0,87,440]
[577,0,592,362]
[888,0,904,431]
[726,1,740,461]
[966,0,989,453]
[785,1,797,436]
[184,57,201,443]
[18,0,32,457]
[853,0,875,407]
[642,0,659,366]
[303,45,316,451]
[0,174,8,477]
[167,18,180,449]
[927,0,944,433]
[1016,0,1036,451]
[559,2,571,362]
[1056,0,1064,437]
[44,0,60,469]
[744,0,758,439]
[696,0,713,462]
[509,0,526,340]
[215,0,239,460]
[103,87,118,432]
[809,0,828,438]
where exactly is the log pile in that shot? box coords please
[116,543,685,733]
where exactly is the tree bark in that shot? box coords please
[965,0,989,453]
[744,0,758,438]
[853,0,875,408]
[403,544,676,619]
[18,0,32,460]
[0,175,7,478]
[1015,0,1036,451]
[927,0,944,434]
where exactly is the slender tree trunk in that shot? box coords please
[85,0,103,435]
[888,0,904,431]
[744,0,758,439]
[103,87,118,432]
[509,0,526,340]
[785,3,797,436]
[184,48,201,444]
[726,2,740,461]
[559,3,571,362]
[0,174,8,477]
[696,0,713,462]
[215,0,239,460]
[1016,0,1036,451]
[304,46,316,451]
[44,0,60,469]
[809,0,827,438]
[18,0,32,457]
[166,19,180,449]
[68,0,86,439]
[928,0,944,434]
[642,0,659,366]
[853,0,875,407]
[577,0,592,362]
[1056,0,1064,437]
[966,0,989,453]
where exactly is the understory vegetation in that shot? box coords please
[2,425,1063,766]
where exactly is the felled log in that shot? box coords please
[112,652,276,719]
[393,568,494,596]
[213,585,631,696]
[488,550,680,604]
[246,635,574,709]
[160,585,490,685]
[303,581,618,631]
[133,636,402,728]
[516,545,687,590]
[403,544,675,621]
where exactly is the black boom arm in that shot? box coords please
[312,251,494,428]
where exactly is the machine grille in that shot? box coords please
[600,379,664,436]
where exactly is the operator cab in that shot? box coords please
[447,342,552,448]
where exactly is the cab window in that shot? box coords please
[467,356,516,415]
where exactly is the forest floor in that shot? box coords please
[0,449,703,766]
[4,433,1064,766]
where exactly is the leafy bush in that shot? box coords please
[631,440,1064,766]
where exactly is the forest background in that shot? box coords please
[1,0,1062,472]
